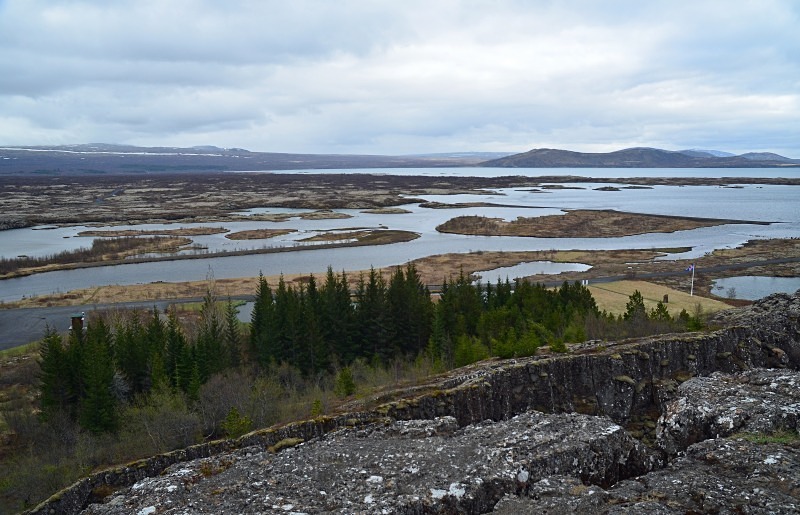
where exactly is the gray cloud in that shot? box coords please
[0,0,798,156]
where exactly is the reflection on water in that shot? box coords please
[712,276,800,301]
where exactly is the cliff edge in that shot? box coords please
[30,291,800,514]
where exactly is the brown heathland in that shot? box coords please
[225,229,296,240]
[436,210,767,238]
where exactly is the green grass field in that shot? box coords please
[587,280,732,317]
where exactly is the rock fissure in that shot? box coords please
[28,291,800,514]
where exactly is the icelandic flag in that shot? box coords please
[686,264,695,272]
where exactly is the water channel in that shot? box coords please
[1,168,798,303]
[711,276,800,300]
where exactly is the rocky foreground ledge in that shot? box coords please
[31,291,800,514]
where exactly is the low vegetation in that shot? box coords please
[76,227,228,237]
[224,228,296,240]
[733,430,800,445]
[0,236,190,278]
[1,267,707,512]
[435,210,746,238]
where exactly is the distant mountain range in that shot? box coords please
[0,144,796,175]
[0,144,481,174]
[481,147,799,168]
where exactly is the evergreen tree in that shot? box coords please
[114,312,150,395]
[145,307,167,390]
[164,309,188,388]
[650,301,672,322]
[38,327,74,419]
[624,290,647,321]
[320,267,355,362]
[426,303,452,368]
[623,290,649,337]
[438,270,482,338]
[334,366,357,397]
[355,268,393,362]
[222,406,252,438]
[64,322,87,409]
[387,264,433,356]
[250,272,275,366]
[175,342,195,396]
[186,360,202,402]
[78,317,118,433]
[453,334,489,367]
[196,286,225,379]
[223,298,242,368]
[271,275,294,364]
[300,276,327,374]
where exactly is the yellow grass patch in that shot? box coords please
[225,229,296,240]
[587,280,732,316]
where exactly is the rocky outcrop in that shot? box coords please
[81,413,661,514]
[81,370,800,514]
[493,368,800,514]
[380,291,799,430]
[493,438,800,514]
[657,368,800,455]
[28,291,800,514]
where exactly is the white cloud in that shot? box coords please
[0,0,798,156]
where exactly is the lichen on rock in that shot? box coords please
[27,290,800,514]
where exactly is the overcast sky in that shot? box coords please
[1,1,798,156]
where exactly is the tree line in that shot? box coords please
[5,266,706,510]
[37,265,702,435]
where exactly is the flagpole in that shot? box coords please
[690,264,695,296]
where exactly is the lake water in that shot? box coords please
[1,168,798,303]
[238,166,800,179]
[473,261,592,284]
[711,276,800,300]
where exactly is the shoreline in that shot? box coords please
[4,238,799,310]
[0,230,419,280]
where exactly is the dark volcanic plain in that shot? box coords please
[3,172,800,229]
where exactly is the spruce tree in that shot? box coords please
[38,327,74,419]
[624,290,647,321]
[114,312,150,395]
[145,307,167,390]
[426,303,451,368]
[355,268,393,362]
[250,272,275,366]
[223,298,242,368]
[197,286,225,378]
[387,263,433,355]
[165,309,188,388]
[321,267,355,363]
[300,275,327,374]
[78,317,118,433]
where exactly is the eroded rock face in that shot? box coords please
[29,291,800,514]
[657,368,800,456]
[82,412,659,514]
[493,438,800,514]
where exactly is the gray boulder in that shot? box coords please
[657,368,800,456]
[493,437,800,514]
[82,412,658,514]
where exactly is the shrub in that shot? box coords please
[334,367,356,397]
[222,406,252,439]
[453,335,489,367]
